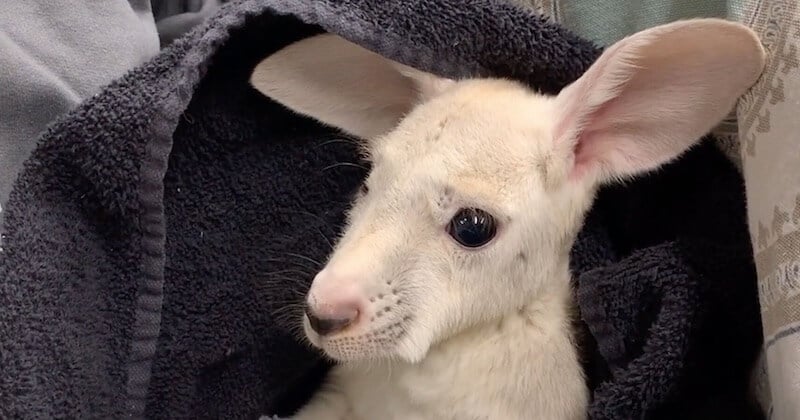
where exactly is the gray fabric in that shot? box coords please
[152,0,225,46]
[0,0,160,233]
[152,0,209,19]
[0,0,762,419]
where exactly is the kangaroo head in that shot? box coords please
[251,19,764,363]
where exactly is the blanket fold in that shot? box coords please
[0,1,762,419]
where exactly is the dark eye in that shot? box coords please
[447,208,497,248]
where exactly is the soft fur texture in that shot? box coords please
[250,20,764,419]
[0,1,765,419]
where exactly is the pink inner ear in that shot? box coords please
[557,20,766,185]
[569,133,594,182]
[568,98,619,181]
[553,49,627,183]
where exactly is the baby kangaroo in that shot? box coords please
[251,19,765,420]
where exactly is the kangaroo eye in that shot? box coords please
[447,208,497,248]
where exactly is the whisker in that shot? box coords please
[258,268,314,278]
[314,138,360,149]
[286,214,338,249]
[317,227,335,251]
[264,257,319,272]
[322,162,369,172]
[271,307,305,324]
[252,279,309,302]
[270,302,304,315]
[254,273,310,286]
[283,252,324,268]
[270,210,339,251]
[280,317,310,343]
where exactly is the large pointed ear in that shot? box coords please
[553,18,766,184]
[250,33,454,140]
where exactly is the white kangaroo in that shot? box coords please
[251,19,765,420]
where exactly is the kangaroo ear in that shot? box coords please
[250,33,454,140]
[553,19,766,184]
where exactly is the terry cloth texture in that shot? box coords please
[0,0,160,223]
[0,1,763,419]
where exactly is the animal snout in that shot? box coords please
[305,269,364,336]
[304,304,358,336]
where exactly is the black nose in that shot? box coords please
[305,305,354,336]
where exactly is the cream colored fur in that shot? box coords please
[251,19,765,420]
